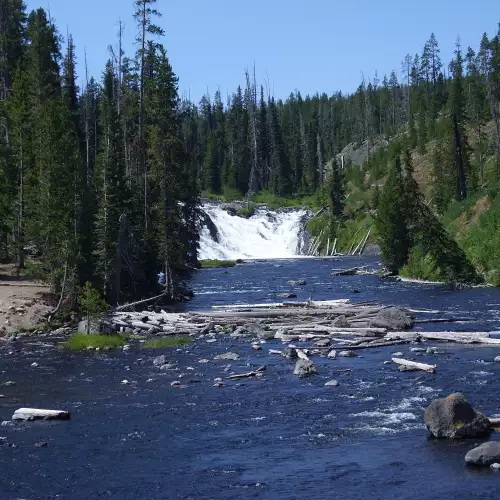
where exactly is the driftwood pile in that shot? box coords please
[109,299,498,362]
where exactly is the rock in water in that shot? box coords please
[327,350,337,359]
[282,347,298,359]
[12,408,70,421]
[293,359,316,378]
[339,350,358,358]
[494,356,500,363]
[214,352,240,361]
[465,442,500,466]
[325,379,339,387]
[424,393,491,439]
[276,293,297,299]
[152,355,166,367]
[287,279,307,286]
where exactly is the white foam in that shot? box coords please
[199,205,308,260]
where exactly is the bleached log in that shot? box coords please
[391,358,436,373]
[227,366,266,380]
[114,292,167,311]
[211,299,350,310]
[12,408,70,421]
[296,349,310,360]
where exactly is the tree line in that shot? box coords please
[1,0,499,302]
[0,0,199,304]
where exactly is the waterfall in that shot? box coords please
[198,204,310,260]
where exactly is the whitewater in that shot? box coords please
[198,204,309,260]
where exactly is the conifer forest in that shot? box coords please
[1,0,500,306]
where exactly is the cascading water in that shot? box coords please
[198,204,310,260]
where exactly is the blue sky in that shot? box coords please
[26,0,499,102]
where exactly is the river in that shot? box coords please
[2,257,500,499]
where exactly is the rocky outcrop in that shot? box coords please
[12,408,70,421]
[465,442,500,466]
[424,393,491,439]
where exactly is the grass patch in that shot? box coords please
[143,337,193,349]
[200,259,237,268]
[63,334,125,351]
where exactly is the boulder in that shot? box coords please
[370,307,413,330]
[282,347,298,359]
[214,352,240,361]
[424,393,491,439]
[327,349,337,359]
[339,350,358,358]
[152,355,166,367]
[293,359,317,378]
[325,379,339,387]
[465,442,500,466]
[287,279,307,286]
[494,356,500,363]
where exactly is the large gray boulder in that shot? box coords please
[370,307,413,330]
[293,359,316,378]
[465,442,500,466]
[424,393,491,439]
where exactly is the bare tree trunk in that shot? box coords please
[17,130,24,269]
[114,214,128,306]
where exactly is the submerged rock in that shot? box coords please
[465,442,500,466]
[287,279,307,286]
[293,359,316,378]
[214,352,240,361]
[424,393,491,439]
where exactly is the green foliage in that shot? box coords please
[400,246,442,281]
[237,204,256,218]
[63,334,125,351]
[143,336,193,349]
[458,197,500,285]
[376,157,410,273]
[78,282,109,334]
[199,259,237,268]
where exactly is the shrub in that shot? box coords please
[79,281,109,334]
[199,259,237,268]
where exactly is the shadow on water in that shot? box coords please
[2,258,500,499]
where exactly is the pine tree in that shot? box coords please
[376,156,410,273]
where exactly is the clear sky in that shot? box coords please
[26,0,499,102]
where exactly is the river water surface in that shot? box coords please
[2,258,500,499]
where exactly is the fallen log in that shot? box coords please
[12,408,71,421]
[227,366,266,380]
[331,265,369,276]
[337,339,410,350]
[391,358,436,373]
[114,292,168,312]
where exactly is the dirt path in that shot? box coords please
[0,263,53,335]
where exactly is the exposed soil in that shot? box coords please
[0,263,53,335]
[454,195,492,230]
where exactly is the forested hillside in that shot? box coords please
[1,0,500,306]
